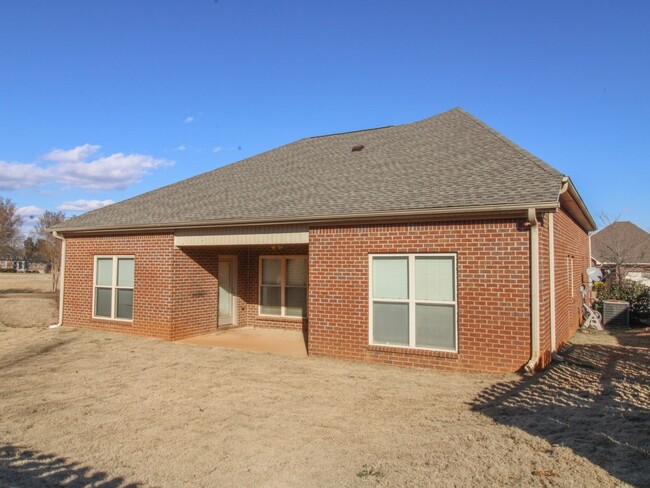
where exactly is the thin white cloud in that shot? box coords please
[43,144,100,163]
[212,146,222,154]
[0,145,173,192]
[53,153,172,190]
[16,205,44,217]
[0,161,49,190]
[177,144,186,151]
[58,199,115,212]
[183,116,194,124]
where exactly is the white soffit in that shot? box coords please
[174,225,309,247]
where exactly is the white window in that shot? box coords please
[93,256,134,321]
[369,254,457,352]
[259,256,307,317]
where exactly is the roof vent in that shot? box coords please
[351,145,364,152]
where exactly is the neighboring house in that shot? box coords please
[0,258,27,272]
[591,221,650,286]
[51,108,596,373]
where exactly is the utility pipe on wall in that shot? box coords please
[524,208,540,374]
[48,231,66,329]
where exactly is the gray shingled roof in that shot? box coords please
[591,221,650,264]
[55,108,565,231]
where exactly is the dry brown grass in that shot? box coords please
[0,273,54,294]
[0,292,648,487]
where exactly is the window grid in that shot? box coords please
[259,256,308,318]
[369,254,458,352]
[93,255,134,322]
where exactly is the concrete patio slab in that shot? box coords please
[176,327,308,357]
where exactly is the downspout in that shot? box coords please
[48,231,66,329]
[549,177,570,361]
[524,208,540,374]
[549,213,557,352]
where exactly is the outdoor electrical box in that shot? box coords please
[603,300,630,328]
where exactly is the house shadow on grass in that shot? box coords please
[0,444,141,488]
[471,339,650,487]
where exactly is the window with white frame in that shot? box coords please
[370,254,457,351]
[94,256,134,320]
[259,256,307,317]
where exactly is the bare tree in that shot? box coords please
[0,197,23,256]
[594,214,649,283]
[33,210,66,291]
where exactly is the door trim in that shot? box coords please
[218,255,237,327]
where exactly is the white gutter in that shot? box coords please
[48,231,66,329]
[524,208,540,374]
[51,201,561,235]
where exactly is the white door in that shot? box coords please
[218,257,237,326]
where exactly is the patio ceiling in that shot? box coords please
[174,224,309,247]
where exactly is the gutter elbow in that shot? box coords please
[524,359,537,375]
[559,176,569,195]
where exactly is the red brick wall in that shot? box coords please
[63,234,220,340]
[61,215,588,373]
[308,219,533,373]
[63,233,177,339]
[553,206,590,348]
[62,235,306,340]
[170,248,219,340]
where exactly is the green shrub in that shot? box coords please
[0,268,17,273]
[595,280,650,325]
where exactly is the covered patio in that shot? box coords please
[174,224,309,339]
[177,326,308,357]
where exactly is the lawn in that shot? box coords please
[0,275,648,487]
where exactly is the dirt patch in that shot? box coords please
[1,324,647,487]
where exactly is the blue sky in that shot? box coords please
[1,0,648,235]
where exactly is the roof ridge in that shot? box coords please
[308,125,394,139]
[453,107,562,179]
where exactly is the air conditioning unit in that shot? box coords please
[602,300,630,329]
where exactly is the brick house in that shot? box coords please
[51,108,595,373]
[590,221,650,286]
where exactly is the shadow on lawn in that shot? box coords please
[0,337,75,372]
[472,339,650,487]
[0,444,141,488]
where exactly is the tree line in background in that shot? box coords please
[0,196,65,291]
